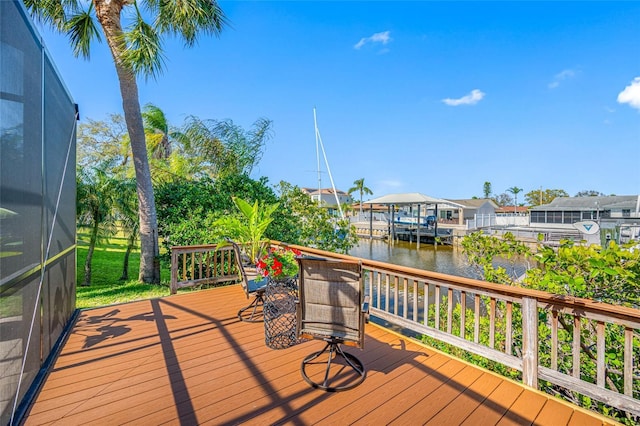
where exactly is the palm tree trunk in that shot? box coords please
[83,221,99,286]
[120,232,135,281]
[118,71,160,283]
[94,0,160,283]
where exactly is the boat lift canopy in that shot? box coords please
[362,193,464,247]
[363,192,465,209]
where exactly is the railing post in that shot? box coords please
[522,296,538,388]
[170,249,178,295]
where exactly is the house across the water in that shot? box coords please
[530,195,640,243]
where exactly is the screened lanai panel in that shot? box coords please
[0,3,44,424]
[0,2,76,424]
[0,0,43,280]
[0,275,42,426]
[43,257,76,354]
[41,55,77,355]
[43,54,76,257]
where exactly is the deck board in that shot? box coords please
[24,285,618,425]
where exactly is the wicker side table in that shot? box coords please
[264,276,299,349]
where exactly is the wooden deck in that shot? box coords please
[24,285,617,425]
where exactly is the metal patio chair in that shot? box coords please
[296,257,369,391]
[227,238,267,322]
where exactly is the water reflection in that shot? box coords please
[349,239,476,279]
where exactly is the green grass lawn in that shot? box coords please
[76,233,172,309]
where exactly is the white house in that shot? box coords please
[438,198,499,224]
[301,188,353,215]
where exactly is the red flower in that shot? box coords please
[256,247,299,279]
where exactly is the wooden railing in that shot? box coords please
[169,241,640,416]
[170,244,239,294]
[275,242,640,417]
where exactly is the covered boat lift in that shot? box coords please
[363,193,465,247]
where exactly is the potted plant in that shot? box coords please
[256,246,302,282]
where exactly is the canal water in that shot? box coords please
[349,239,477,279]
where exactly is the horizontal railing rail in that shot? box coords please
[274,241,640,417]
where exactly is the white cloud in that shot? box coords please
[548,69,576,89]
[354,31,392,50]
[617,77,640,110]
[378,179,403,189]
[442,89,485,106]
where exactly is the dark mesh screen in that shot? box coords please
[44,55,76,256]
[1,2,76,424]
[0,0,43,280]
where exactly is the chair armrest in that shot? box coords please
[361,295,370,313]
[362,295,370,324]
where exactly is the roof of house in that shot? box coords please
[495,205,530,214]
[364,192,464,208]
[530,195,639,211]
[302,187,350,196]
[445,198,499,209]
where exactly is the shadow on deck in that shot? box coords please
[24,285,616,425]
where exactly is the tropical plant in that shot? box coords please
[180,116,273,178]
[348,178,373,215]
[278,181,359,254]
[142,103,173,160]
[214,197,279,262]
[575,189,606,197]
[461,231,531,285]
[461,232,640,422]
[524,188,569,206]
[77,114,128,174]
[493,192,513,207]
[525,240,640,307]
[25,0,227,283]
[483,181,492,199]
[76,167,118,286]
[506,186,523,212]
[112,178,139,281]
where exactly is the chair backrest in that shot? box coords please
[296,258,365,348]
[226,238,260,297]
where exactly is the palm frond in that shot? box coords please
[24,0,71,31]
[121,8,165,79]
[155,0,228,46]
[65,3,101,59]
[142,103,169,133]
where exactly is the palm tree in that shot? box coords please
[142,103,173,160]
[348,178,373,216]
[25,0,227,283]
[140,103,194,183]
[77,168,117,286]
[180,116,273,179]
[112,178,139,281]
[507,186,523,214]
[483,181,492,199]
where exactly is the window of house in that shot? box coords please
[563,211,581,224]
[530,211,545,223]
[548,211,562,223]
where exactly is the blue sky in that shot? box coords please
[37,1,640,201]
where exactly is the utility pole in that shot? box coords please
[539,186,542,205]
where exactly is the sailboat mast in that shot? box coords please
[313,108,321,206]
[313,108,344,219]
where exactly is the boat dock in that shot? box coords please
[351,221,455,245]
